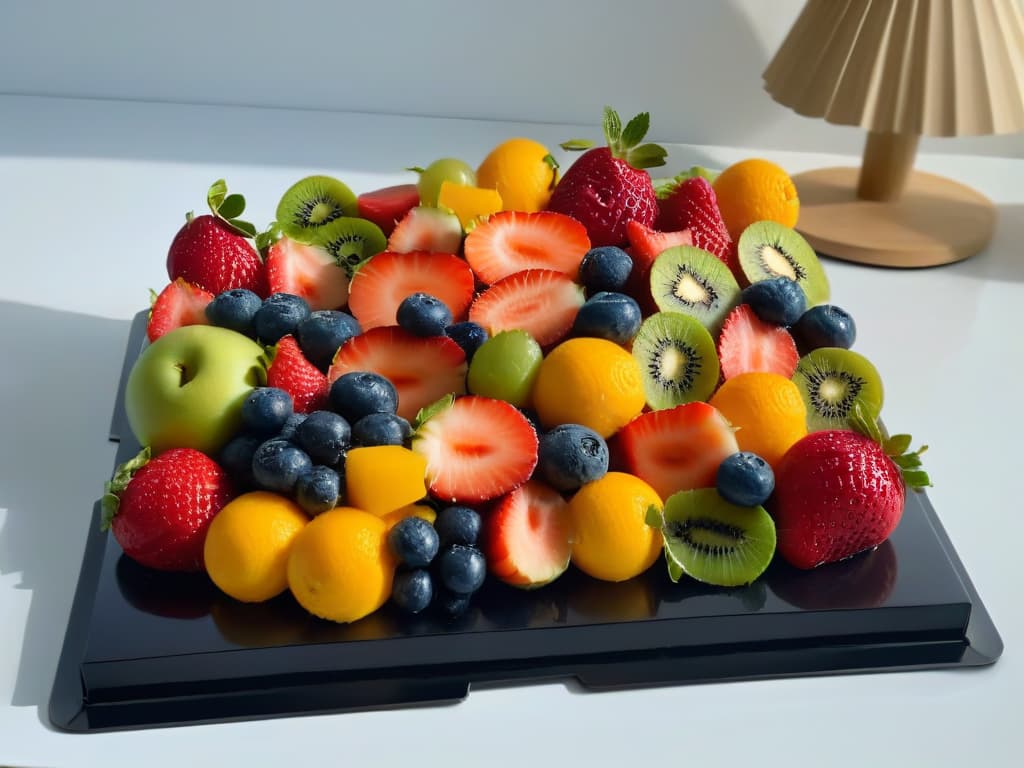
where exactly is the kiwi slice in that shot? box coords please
[646,488,776,587]
[792,347,884,431]
[649,245,740,332]
[632,311,719,409]
[276,175,359,242]
[738,221,830,307]
[311,217,387,278]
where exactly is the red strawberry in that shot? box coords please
[265,237,350,310]
[482,480,572,588]
[267,335,330,413]
[328,326,468,421]
[357,184,420,236]
[387,206,463,254]
[615,402,739,501]
[657,176,740,277]
[347,251,475,330]
[717,304,799,380]
[469,269,585,347]
[463,210,591,284]
[147,278,213,342]
[101,447,235,572]
[623,220,693,312]
[546,107,666,247]
[412,395,538,503]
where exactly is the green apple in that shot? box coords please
[125,325,266,455]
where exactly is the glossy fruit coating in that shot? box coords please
[345,445,428,516]
[741,277,807,327]
[396,292,453,337]
[241,387,294,436]
[294,410,351,465]
[206,288,262,336]
[387,516,440,568]
[295,465,341,516]
[466,330,543,407]
[571,291,642,345]
[792,304,857,351]
[709,372,808,469]
[536,424,609,492]
[716,451,775,507]
[252,439,313,493]
[578,246,633,294]
[253,292,312,344]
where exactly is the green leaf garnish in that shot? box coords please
[620,112,650,150]
[653,166,721,199]
[559,139,594,152]
[218,193,246,220]
[625,143,668,170]
[100,447,152,531]
[207,179,228,212]
[902,470,932,489]
[849,402,884,444]
[230,219,258,238]
[602,106,622,147]
[406,166,425,174]
[884,433,912,456]
[850,403,931,491]
[413,393,455,431]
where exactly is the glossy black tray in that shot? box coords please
[50,312,1003,731]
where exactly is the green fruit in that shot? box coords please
[467,330,543,407]
[631,312,719,410]
[413,158,476,207]
[649,245,741,333]
[792,347,884,431]
[309,216,387,277]
[738,221,830,307]
[275,175,359,243]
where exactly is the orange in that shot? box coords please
[287,506,396,623]
[476,137,559,212]
[203,491,309,603]
[345,445,428,516]
[568,472,663,582]
[712,158,799,241]
[709,372,807,469]
[437,181,503,229]
[532,337,645,438]
[380,503,437,529]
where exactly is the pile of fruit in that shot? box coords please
[101,107,930,626]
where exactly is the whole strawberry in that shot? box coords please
[656,173,740,276]
[547,107,666,247]
[266,335,330,413]
[167,180,267,297]
[101,448,235,572]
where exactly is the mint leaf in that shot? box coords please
[620,112,650,150]
[207,179,228,212]
[625,143,668,170]
[218,193,246,220]
[559,139,594,152]
[602,106,622,147]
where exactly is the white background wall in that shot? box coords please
[2,0,1021,158]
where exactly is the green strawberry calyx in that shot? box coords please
[652,166,721,199]
[560,106,668,171]
[849,404,931,491]
[200,179,259,239]
[413,393,455,432]
[100,446,152,531]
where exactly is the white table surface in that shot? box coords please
[1,94,1020,767]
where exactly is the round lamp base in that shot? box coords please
[792,167,996,268]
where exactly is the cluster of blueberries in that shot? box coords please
[738,276,857,350]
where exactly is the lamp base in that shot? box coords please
[791,167,996,268]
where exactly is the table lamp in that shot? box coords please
[763,0,1024,268]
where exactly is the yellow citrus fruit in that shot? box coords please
[709,372,807,469]
[345,445,428,516]
[287,506,396,623]
[203,491,309,603]
[712,158,800,241]
[380,503,437,529]
[437,181,503,229]
[476,137,559,212]
[532,338,645,438]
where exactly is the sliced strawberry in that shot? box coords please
[717,304,799,380]
[625,219,694,274]
[412,395,538,504]
[657,176,741,278]
[357,184,420,237]
[267,335,330,413]
[615,402,739,501]
[481,480,572,588]
[328,327,467,421]
[463,210,591,285]
[468,269,585,347]
[265,237,350,311]
[347,251,475,330]
[387,206,463,254]
[147,278,214,342]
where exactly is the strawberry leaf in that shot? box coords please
[884,433,912,456]
[413,393,455,431]
[850,402,884,444]
[559,139,594,152]
[207,179,228,212]
[218,193,246,220]
[892,453,923,470]
[229,218,258,238]
[625,143,668,170]
[902,469,932,490]
[100,447,152,531]
[602,106,622,148]
[620,112,650,150]
[653,166,721,199]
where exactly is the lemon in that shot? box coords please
[713,158,799,241]
[477,137,559,212]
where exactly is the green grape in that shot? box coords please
[467,330,543,407]
[413,158,476,207]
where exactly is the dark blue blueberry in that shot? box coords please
[438,545,486,595]
[435,506,481,549]
[578,246,633,294]
[295,465,340,516]
[297,310,362,372]
[435,587,473,617]
[444,321,489,362]
[396,292,453,337]
[294,410,351,465]
[741,278,807,327]
[252,438,313,493]
[352,412,412,446]
[388,516,440,568]
[329,371,398,423]
[278,412,307,441]
[252,292,312,343]
[205,288,262,336]
[537,423,609,492]
[791,304,857,351]
[241,387,294,435]
[716,451,775,507]
[218,434,263,488]
[391,568,434,614]
[571,291,642,345]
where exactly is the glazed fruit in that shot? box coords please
[655,175,737,273]
[265,335,330,413]
[147,278,212,342]
[716,452,775,508]
[466,329,543,407]
[468,269,585,347]
[241,387,293,435]
[648,245,740,332]
[387,206,463,254]
[536,424,609,492]
[388,516,440,568]
[205,288,262,337]
[737,221,829,308]
[631,311,720,409]
[264,237,351,311]
[709,372,808,469]
[296,310,362,372]
[713,158,800,241]
[578,245,633,293]
[717,304,799,380]
[329,370,399,423]
[741,276,807,327]
[345,445,428,516]
[356,183,420,236]
[275,175,358,243]
[252,293,312,344]
[476,137,559,212]
[463,210,591,284]
[570,291,642,345]
[791,304,857,351]
[396,292,453,337]
[792,347,884,431]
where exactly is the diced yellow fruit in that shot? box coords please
[345,445,429,516]
[381,503,437,529]
[438,181,503,229]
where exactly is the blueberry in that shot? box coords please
[297,310,362,372]
[741,278,807,327]
[438,545,486,595]
[329,371,398,423]
[537,423,609,492]
[391,568,434,614]
[435,506,481,548]
[397,292,453,337]
[278,412,307,441]
[352,412,412,447]
[791,304,857,351]
[578,246,633,293]
[435,587,473,617]
[218,434,263,488]
[444,321,489,362]
[388,516,440,568]
[205,288,262,336]
[716,451,775,507]
[252,438,313,493]
[241,387,294,435]
[253,292,311,343]
[294,410,351,465]
[295,465,340,515]
[571,291,642,345]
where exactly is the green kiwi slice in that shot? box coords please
[649,245,740,332]
[738,221,830,307]
[646,488,776,587]
[631,311,719,409]
[311,217,387,278]
[792,347,884,431]
[276,175,359,243]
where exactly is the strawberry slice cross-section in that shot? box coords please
[718,303,799,380]
[469,269,585,348]
[463,210,591,285]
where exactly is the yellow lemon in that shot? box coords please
[477,137,559,212]
[712,158,800,241]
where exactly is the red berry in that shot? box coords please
[657,177,740,278]
[469,269,585,348]
[146,278,213,342]
[265,237,350,311]
[167,214,266,297]
[463,210,591,284]
[357,184,421,236]
[717,304,799,380]
[266,335,330,413]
